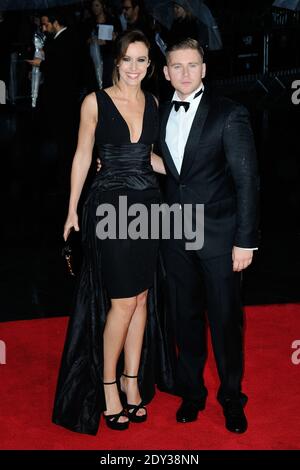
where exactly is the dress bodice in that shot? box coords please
[93,90,159,191]
[95,89,158,145]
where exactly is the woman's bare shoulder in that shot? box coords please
[82,92,97,107]
[81,92,98,119]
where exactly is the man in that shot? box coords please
[159,38,259,433]
[0,11,11,88]
[121,0,151,36]
[28,13,80,106]
[36,12,80,122]
[122,0,139,27]
[28,11,82,190]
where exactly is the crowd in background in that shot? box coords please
[0,0,298,196]
[0,0,224,195]
[0,0,220,102]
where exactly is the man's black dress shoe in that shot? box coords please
[222,398,248,433]
[176,399,206,423]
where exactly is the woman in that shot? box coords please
[84,0,121,89]
[52,30,173,435]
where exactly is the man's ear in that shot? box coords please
[202,63,206,79]
[163,65,170,81]
[52,20,59,31]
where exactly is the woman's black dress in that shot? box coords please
[52,90,175,435]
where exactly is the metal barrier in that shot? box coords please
[0,80,6,104]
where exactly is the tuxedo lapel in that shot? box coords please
[159,102,180,181]
[180,90,210,179]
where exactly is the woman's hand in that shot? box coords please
[63,212,79,241]
[89,37,106,46]
[96,158,102,172]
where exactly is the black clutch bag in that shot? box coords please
[61,230,82,277]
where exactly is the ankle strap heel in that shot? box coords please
[103,379,129,431]
[121,373,147,423]
[103,409,129,431]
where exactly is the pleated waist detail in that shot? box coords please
[91,143,159,191]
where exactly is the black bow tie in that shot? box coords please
[172,100,190,112]
[172,88,203,112]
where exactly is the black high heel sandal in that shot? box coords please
[121,373,147,423]
[103,380,129,431]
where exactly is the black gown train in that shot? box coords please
[52,90,175,435]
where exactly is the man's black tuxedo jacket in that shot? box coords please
[40,28,81,113]
[159,89,260,259]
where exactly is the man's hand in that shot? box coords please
[96,158,102,172]
[151,152,166,174]
[232,247,253,272]
[26,58,42,67]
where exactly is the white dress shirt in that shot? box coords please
[166,85,204,175]
[165,85,257,251]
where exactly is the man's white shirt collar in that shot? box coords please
[54,27,67,39]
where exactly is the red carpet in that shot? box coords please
[0,304,300,450]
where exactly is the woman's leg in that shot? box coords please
[122,290,148,416]
[103,296,137,421]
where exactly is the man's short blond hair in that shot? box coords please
[166,38,204,63]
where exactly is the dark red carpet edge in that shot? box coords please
[0,304,300,450]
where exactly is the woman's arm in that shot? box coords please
[63,93,97,240]
[151,151,166,175]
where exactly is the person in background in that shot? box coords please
[121,0,152,37]
[27,11,82,191]
[168,1,209,51]
[82,0,122,89]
